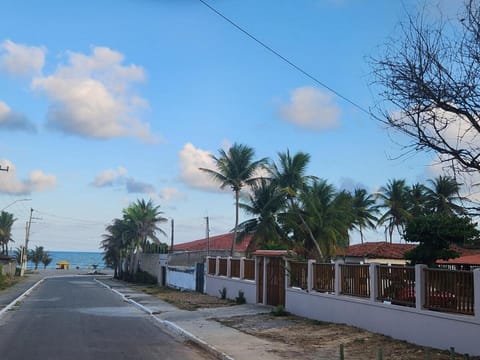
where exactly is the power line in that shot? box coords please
[198,0,372,117]
[33,209,106,225]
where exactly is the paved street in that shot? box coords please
[0,276,212,360]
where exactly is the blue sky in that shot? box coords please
[0,0,461,251]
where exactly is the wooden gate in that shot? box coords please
[266,257,285,306]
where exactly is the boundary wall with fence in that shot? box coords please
[205,256,480,356]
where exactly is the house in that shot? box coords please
[436,246,480,270]
[173,232,252,255]
[170,232,252,266]
[336,242,415,265]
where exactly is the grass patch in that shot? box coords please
[0,276,20,291]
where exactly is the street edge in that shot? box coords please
[94,278,235,360]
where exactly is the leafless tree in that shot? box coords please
[372,1,480,176]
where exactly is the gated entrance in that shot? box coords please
[195,262,205,293]
[254,251,287,307]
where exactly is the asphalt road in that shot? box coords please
[0,276,213,360]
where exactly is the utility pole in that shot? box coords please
[205,216,210,257]
[20,208,34,276]
[0,165,9,172]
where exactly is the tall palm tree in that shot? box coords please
[300,180,353,260]
[377,179,411,243]
[101,218,130,278]
[0,211,16,255]
[237,179,287,253]
[200,143,267,256]
[351,188,378,244]
[123,199,167,275]
[268,150,324,259]
[408,183,429,217]
[425,175,465,215]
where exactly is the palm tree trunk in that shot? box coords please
[290,198,324,260]
[231,190,239,257]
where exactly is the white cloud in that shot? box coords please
[125,178,156,194]
[92,167,127,187]
[179,143,220,191]
[160,187,186,202]
[0,101,36,132]
[0,160,57,195]
[0,40,46,76]
[31,46,156,142]
[279,86,341,130]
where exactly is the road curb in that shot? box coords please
[0,278,45,317]
[94,278,234,360]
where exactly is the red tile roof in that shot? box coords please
[337,242,415,259]
[337,242,480,262]
[173,233,252,252]
[437,254,480,265]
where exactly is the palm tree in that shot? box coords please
[237,179,287,253]
[300,180,353,259]
[268,150,324,259]
[351,188,378,244]
[123,199,167,275]
[377,179,411,243]
[408,183,429,217]
[200,143,267,256]
[0,211,16,255]
[41,252,53,269]
[29,246,46,270]
[425,175,465,215]
[101,217,132,279]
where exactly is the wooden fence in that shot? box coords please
[244,259,255,280]
[218,258,228,276]
[208,257,216,275]
[340,264,370,298]
[425,268,474,315]
[289,261,308,289]
[230,258,240,278]
[313,263,335,293]
[377,265,416,307]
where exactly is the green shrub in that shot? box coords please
[235,290,246,304]
[219,287,227,300]
[271,305,288,316]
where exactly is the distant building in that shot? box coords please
[336,242,416,265]
[0,255,16,276]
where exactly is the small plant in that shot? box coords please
[235,290,246,304]
[271,304,288,316]
[219,287,227,300]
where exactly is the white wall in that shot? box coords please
[286,288,480,356]
[205,275,256,303]
[167,266,196,291]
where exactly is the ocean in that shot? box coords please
[27,251,106,270]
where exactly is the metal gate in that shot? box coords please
[195,262,205,293]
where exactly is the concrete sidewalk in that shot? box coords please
[97,278,292,360]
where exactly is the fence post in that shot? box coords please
[215,256,220,276]
[335,260,342,295]
[263,257,268,305]
[415,264,427,310]
[369,263,378,303]
[205,256,210,275]
[227,257,232,278]
[307,259,315,292]
[285,258,290,288]
[240,257,245,279]
[474,268,480,322]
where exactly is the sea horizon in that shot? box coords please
[27,250,106,270]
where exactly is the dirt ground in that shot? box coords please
[134,284,478,360]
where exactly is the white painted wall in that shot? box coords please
[167,266,196,291]
[205,275,256,303]
[286,288,480,356]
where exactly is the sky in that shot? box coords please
[0,0,466,252]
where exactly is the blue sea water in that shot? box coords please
[27,251,106,270]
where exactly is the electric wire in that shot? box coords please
[198,0,373,117]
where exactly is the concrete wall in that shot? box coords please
[166,266,197,291]
[205,275,256,303]
[205,257,480,356]
[138,253,168,284]
[0,260,16,276]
